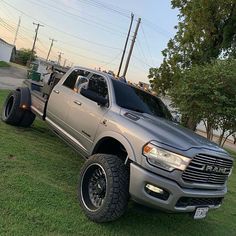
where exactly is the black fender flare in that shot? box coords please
[16,87,32,109]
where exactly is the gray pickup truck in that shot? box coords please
[2,66,233,222]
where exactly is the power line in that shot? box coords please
[0,18,32,43]
[1,0,123,51]
[56,40,122,59]
[142,18,172,39]
[48,0,128,32]
[0,0,161,74]
[140,24,155,66]
[77,0,131,18]
[136,39,150,69]
[77,0,172,39]
[35,46,48,56]
[37,39,49,51]
[100,51,122,68]
[53,46,118,65]
[132,55,153,68]
[0,18,15,31]
[0,15,123,67]
[0,3,18,22]
[25,0,127,37]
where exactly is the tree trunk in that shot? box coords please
[218,129,225,146]
[186,117,197,131]
[206,123,213,140]
[221,131,234,147]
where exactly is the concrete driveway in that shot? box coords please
[0,63,27,89]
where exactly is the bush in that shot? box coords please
[15,48,36,65]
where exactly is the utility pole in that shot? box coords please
[29,22,44,64]
[117,13,134,77]
[46,38,57,61]
[63,58,67,67]
[57,51,64,65]
[122,18,141,77]
[13,16,21,45]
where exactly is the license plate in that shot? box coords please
[194,207,209,219]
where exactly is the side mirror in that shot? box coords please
[80,87,108,106]
[74,76,88,93]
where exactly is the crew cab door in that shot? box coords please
[46,69,90,131]
[66,73,109,151]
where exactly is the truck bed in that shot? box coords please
[23,79,48,118]
[31,89,47,118]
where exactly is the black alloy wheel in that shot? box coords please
[81,163,107,211]
[78,154,129,222]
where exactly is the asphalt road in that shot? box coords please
[0,64,27,89]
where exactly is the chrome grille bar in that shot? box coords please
[182,154,233,185]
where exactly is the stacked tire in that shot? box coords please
[1,90,35,127]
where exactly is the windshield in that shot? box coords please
[112,79,172,120]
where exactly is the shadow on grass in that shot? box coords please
[95,202,223,236]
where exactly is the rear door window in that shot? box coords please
[87,74,108,99]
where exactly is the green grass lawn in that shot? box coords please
[0,90,235,236]
[0,61,10,68]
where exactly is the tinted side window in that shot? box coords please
[63,70,90,90]
[87,74,108,98]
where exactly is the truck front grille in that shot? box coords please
[182,154,233,185]
[176,197,223,207]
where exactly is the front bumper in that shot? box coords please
[129,163,227,212]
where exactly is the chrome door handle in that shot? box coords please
[53,90,60,94]
[74,100,82,106]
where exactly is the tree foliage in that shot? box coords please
[148,0,236,143]
[15,48,36,65]
[149,0,236,94]
[170,59,236,146]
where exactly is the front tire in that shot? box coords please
[78,154,129,222]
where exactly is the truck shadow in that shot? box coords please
[98,202,228,236]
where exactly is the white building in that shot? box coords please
[0,38,16,62]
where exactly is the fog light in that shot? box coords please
[146,184,164,194]
[145,183,170,200]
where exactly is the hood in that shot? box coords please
[123,110,227,154]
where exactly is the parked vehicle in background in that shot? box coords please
[1,66,233,222]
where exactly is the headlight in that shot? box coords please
[143,143,191,171]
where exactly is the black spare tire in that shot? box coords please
[2,90,35,127]
[1,90,24,126]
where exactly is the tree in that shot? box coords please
[170,59,236,146]
[15,48,36,65]
[149,0,236,92]
[149,0,236,129]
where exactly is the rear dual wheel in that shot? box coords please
[1,90,35,127]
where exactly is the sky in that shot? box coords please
[0,0,179,83]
